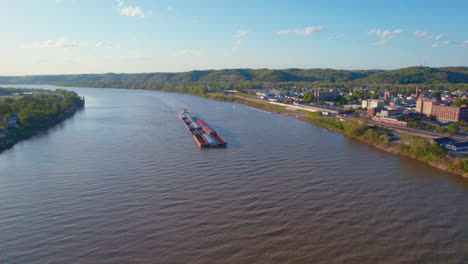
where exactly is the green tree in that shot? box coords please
[19,109,50,127]
[0,121,8,130]
[453,98,468,107]
[303,91,315,103]
[335,95,348,106]
[448,124,458,135]
[0,103,12,116]
[408,121,422,128]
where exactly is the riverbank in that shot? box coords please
[203,93,468,178]
[0,89,85,153]
[0,107,84,153]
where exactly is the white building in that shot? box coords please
[362,99,385,108]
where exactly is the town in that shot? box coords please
[221,86,468,154]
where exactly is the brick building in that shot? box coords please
[372,116,408,127]
[314,90,338,102]
[416,98,467,122]
[416,98,438,116]
[431,105,468,122]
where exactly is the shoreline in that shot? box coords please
[0,107,84,153]
[202,94,467,178]
[1,85,465,177]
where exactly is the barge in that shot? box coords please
[179,109,227,148]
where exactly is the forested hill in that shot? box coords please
[0,66,466,90]
[356,66,468,84]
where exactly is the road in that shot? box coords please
[232,95,468,142]
[339,114,468,141]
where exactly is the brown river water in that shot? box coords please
[0,86,467,263]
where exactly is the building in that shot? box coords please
[314,90,338,102]
[416,98,438,116]
[256,91,270,100]
[446,142,468,151]
[343,104,361,109]
[220,90,238,96]
[412,88,420,98]
[431,137,454,147]
[372,116,408,127]
[416,98,468,122]
[268,97,285,103]
[367,106,385,117]
[362,99,385,109]
[8,116,19,129]
[431,105,468,122]
[269,89,286,97]
[378,109,403,117]
[384,92,390,100]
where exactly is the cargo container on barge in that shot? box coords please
[179,109,227,148]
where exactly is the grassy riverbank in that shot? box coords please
[306,117,467,176]
[202,92,296,114]
[202,92,468,177]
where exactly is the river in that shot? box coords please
[0,85,467,263]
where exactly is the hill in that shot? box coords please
[357,66,468,84]
[0,67,466,90]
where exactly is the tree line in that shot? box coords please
[0,89,84,130]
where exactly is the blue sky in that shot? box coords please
[0,0,467,75]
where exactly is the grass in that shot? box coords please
[203,93,295,114]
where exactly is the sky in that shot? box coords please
[0,0,467,75]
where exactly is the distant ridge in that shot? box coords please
[0,66,466,89]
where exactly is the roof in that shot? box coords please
[450,141,468,147]
[431,137,454,144]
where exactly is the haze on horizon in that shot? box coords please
[1,0,467,76]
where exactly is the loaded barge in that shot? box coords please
[179,109,227,148]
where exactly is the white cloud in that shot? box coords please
[116,0,150,18]
[96,41,120,48]
[233,29,248,50]
[22,38,88,49]
[369,28,403,39]
[327,32,344,40]
[277,26,324,36]
[413,31,429,38]
[120,6,145,17]
[372,39,390,46]
[434,34,444,40]
[430,40,467,48]
[235,29,249,38]
[174,49,201,57]
[412,31,444,41]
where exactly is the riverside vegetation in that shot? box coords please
[202,93,468,176]
[306,116,466,175]
[0,88,85,152]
